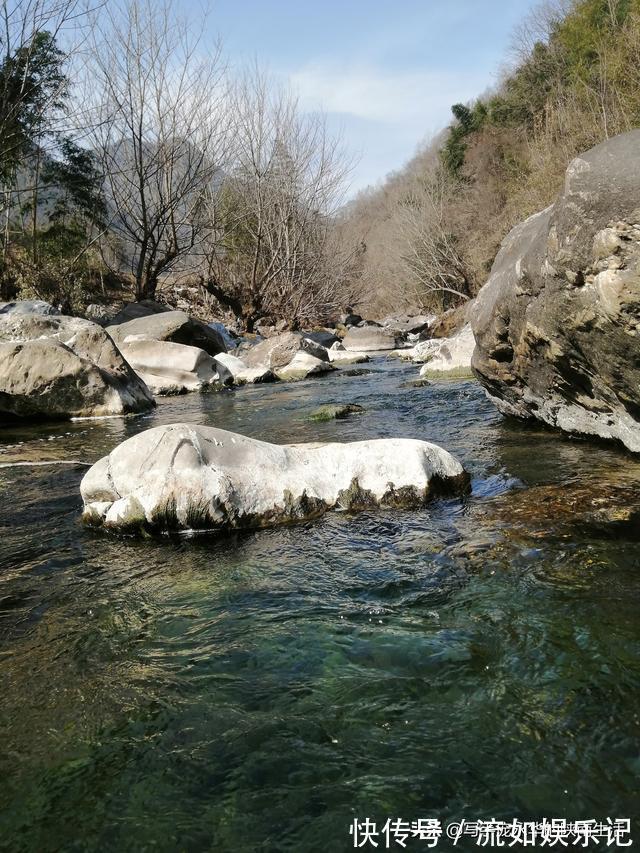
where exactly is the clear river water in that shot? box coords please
[0,358,639,851]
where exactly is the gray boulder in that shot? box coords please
[381,314,435,336]
[342,325,398,352]
[275,351,334,381]
[117,338,230,396]
[81,423,469,534]
[0,300,59,316]
[106,300,169,326]
[0,315,154,420]
[243,331,329,370]
[303,329,340,348]
[108,310,226,357]
[213,352,277,385]
[472,130,640,452]
[84,304,113,325]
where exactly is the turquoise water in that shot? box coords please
[1,359,639,851]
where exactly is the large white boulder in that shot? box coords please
[0,314,154,419]
[214,352,277,385]
[417,325,476,378]
[118,338,230,395]
[81,423,469,534]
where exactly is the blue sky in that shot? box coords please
[211,0,540,194]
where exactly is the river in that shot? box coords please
[1,358,639,851]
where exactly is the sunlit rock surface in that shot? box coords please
[108,310,227,357]
[81,423,469,534]
[472,130,640,452]
[213,352,277,385]
[275,351,334,381]
[118,338,230,395]
[417,324,475,378]
[342,326,398,352]
[243,331,329,370]
[0,314,154,420]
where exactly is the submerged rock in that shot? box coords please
[0,314,154,420]
[403,378,432,388]
[336,367,380,378]
[417,324,476,379]
[472,130,640,452]
[309,403,365,421]
[118,338,230,395]
[81,424,469,534]
[108,310,226,357]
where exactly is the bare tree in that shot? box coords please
[200,66,354,330]
[508,0,571,62]
[395,167,471,309]
[87,0,228,300]
[0,0,94,264]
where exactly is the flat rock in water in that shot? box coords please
[81,423,469,535]
[214,352,277,385]
[328,346,370,365]
[336,367,380,377]
[275,351,334,381]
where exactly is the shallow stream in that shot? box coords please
[1,358,639,851]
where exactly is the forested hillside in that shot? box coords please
[2,0,639,328]
[0,0,358,330]
[344,0,640,315]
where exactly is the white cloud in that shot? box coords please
[284,61,485,193]
[289,62,481,126]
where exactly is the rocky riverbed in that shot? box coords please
[2,130,640,851]
[1,357,640,850]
